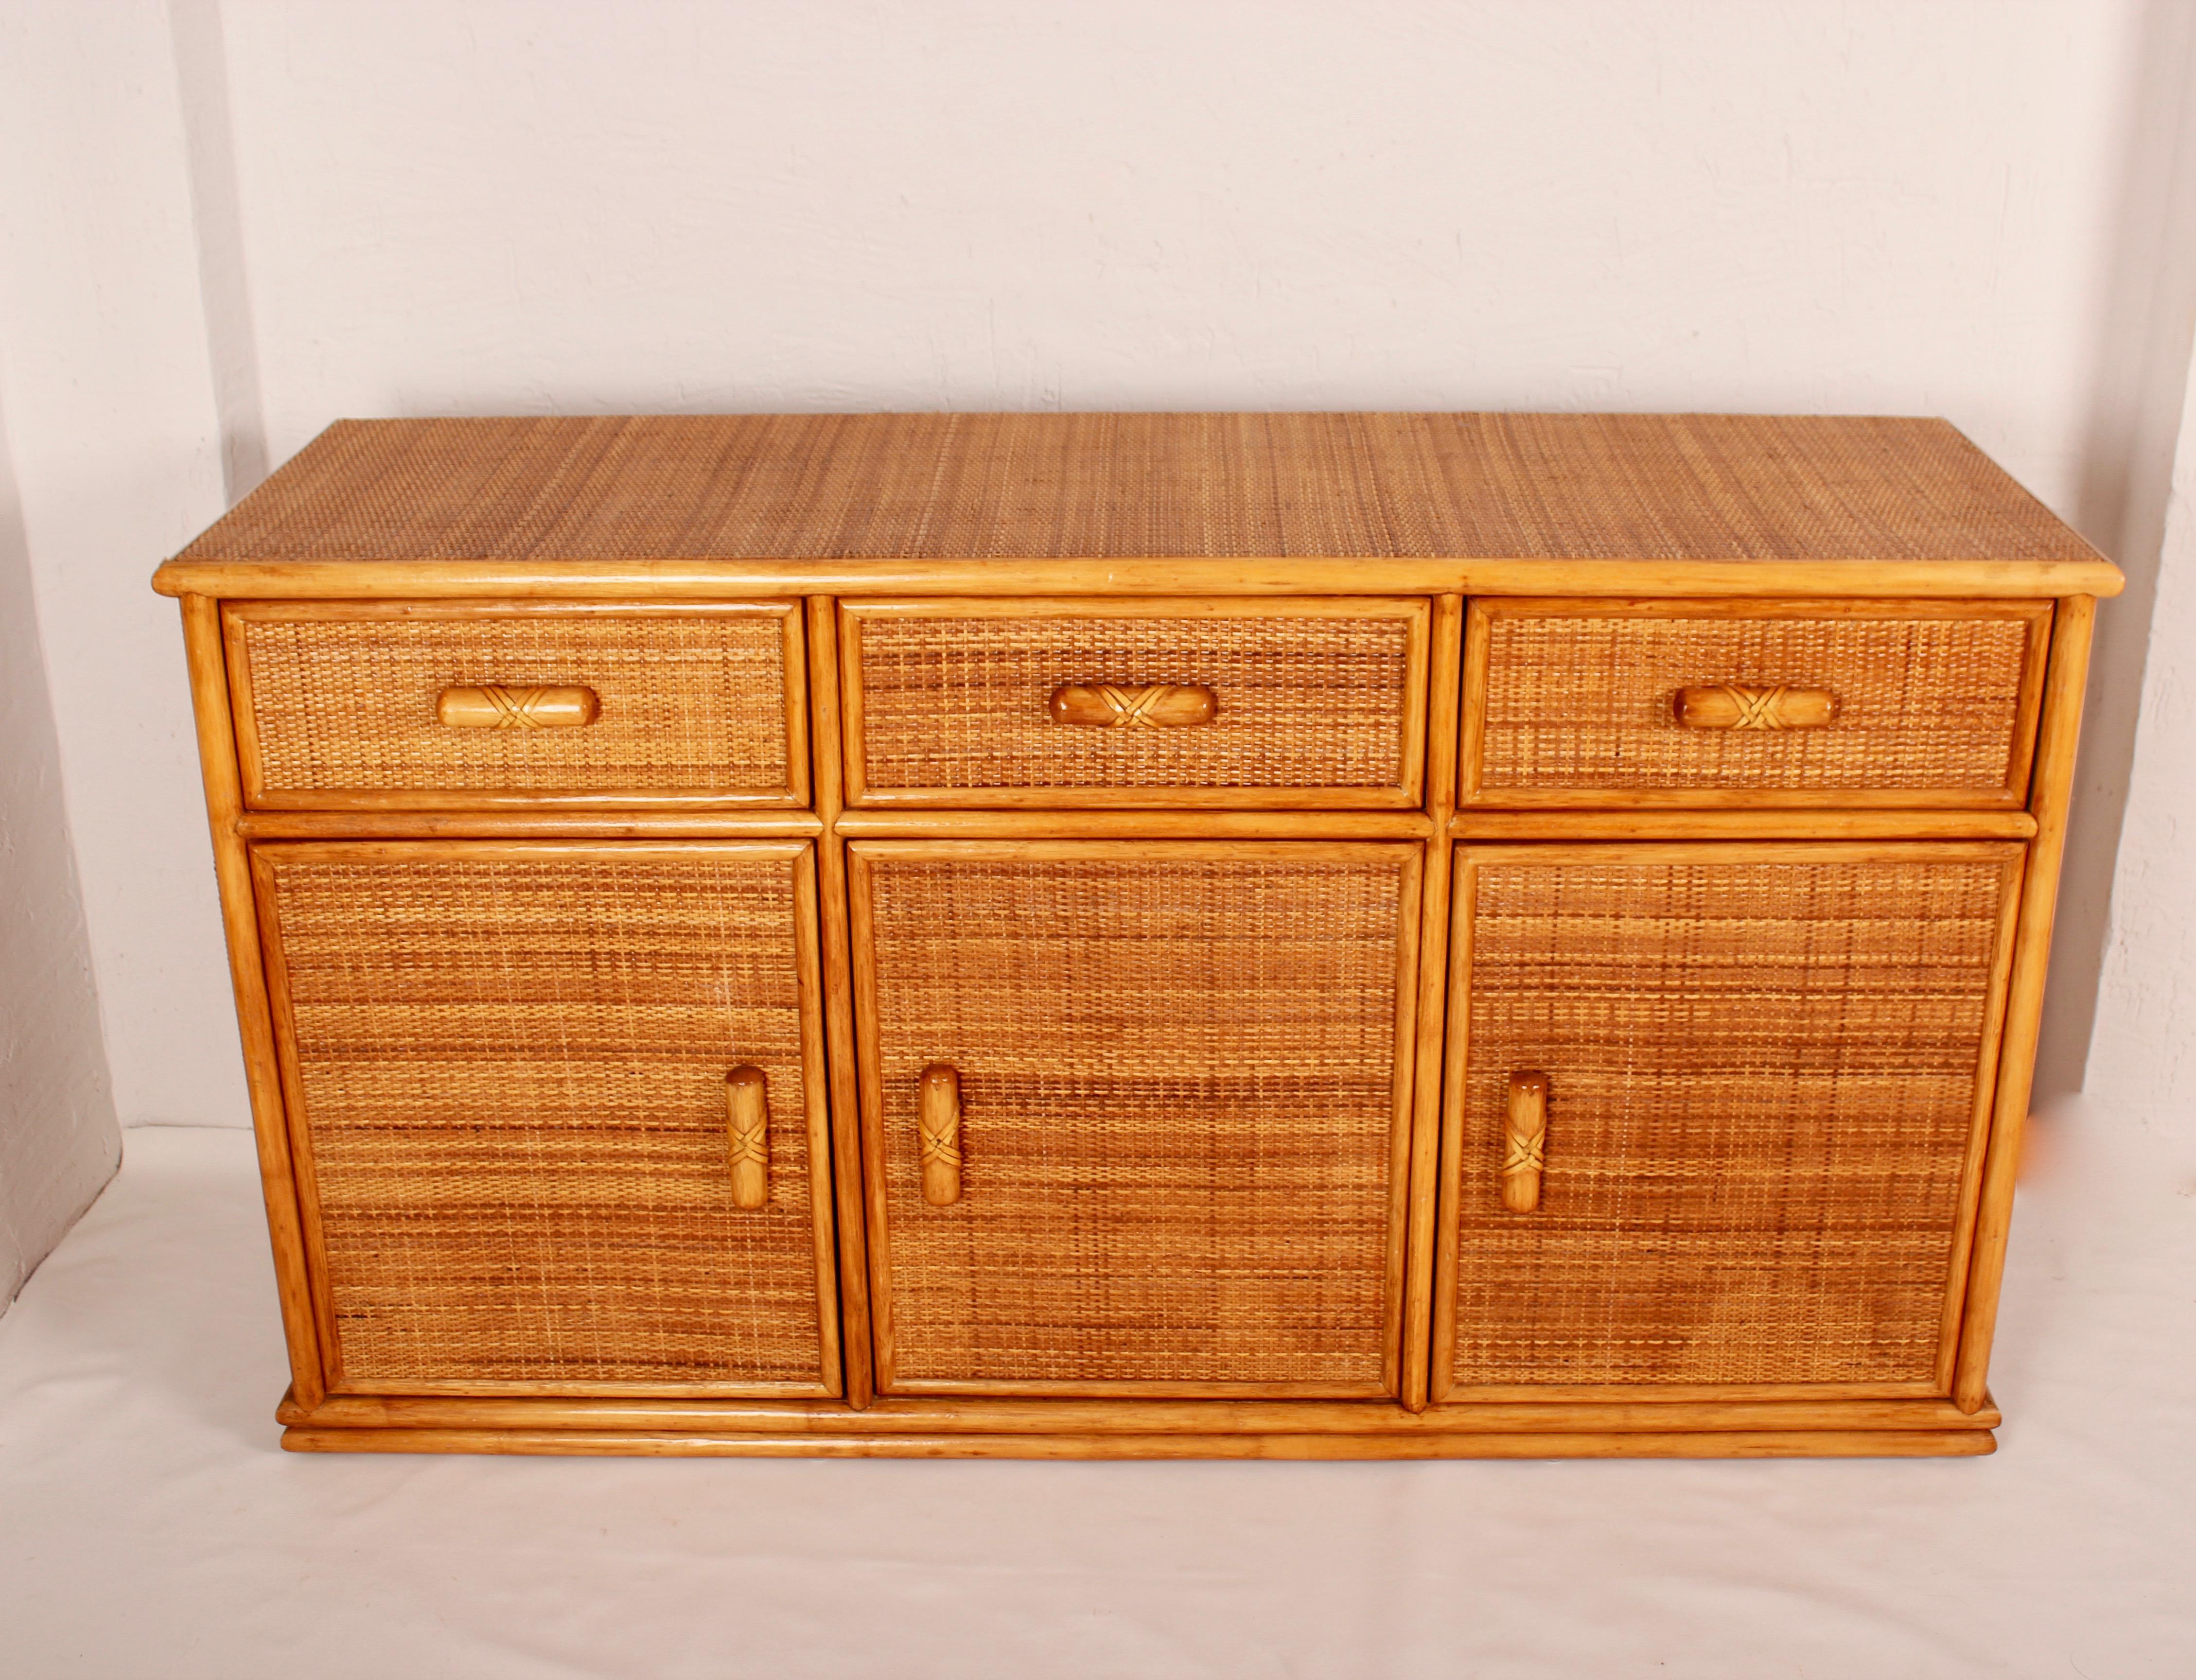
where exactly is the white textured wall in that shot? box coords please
[0,393,121,1302]
[221,0,2133,487]
[1,0,2192,1137]
[0,0,241,1142]
[2089,358,2196,1108]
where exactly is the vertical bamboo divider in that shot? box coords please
[1953,595,2096,1413]
[1401,594,1464,1411]
[807,596,875,1408]
[180,594,328,1412]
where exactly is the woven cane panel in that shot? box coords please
[233,610,794,801]
[1450,852,2013,1389]
[179,413,2097,563]
[262,848,826,1389]
[862,849,1409,1390]
[852,612,1414,795]
[1473,608,2035,796]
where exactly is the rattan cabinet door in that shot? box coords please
[253,840,839,1397]
[1438,843,2023,1400]
[851,841,1422,1397]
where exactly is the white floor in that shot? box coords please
[2,1100,2193,1680]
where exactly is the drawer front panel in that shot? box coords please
[1463,600,2049,806]
[843,598,1429,806]
[1442,843,2020,1396]
[255,841,836,1395]
[853,842,1421,1395]
[228,603,806,808]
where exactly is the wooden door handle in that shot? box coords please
[1503,1071,1547,1213]
[1047,683,1217,728]
[437,684,601,728]
[725,1067,769,1209]
[1672,684,1835,730]
[918,1064,963,1206]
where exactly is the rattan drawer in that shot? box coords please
[225,602,807,809]
[840,598,1431,807]
[1461,599,2052,807]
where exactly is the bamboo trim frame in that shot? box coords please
[1953,595,2098,1410]
[805,598,876,1407]
[155,554,2128,603]
[223,599,811,811]
[1400,594,1464,1410]
[276,1388,1998,1435]
[180,595,329,1410]
[278,1426,1996,1459]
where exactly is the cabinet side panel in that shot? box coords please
[182,595,328,1409]
[1955,595,2097,1410]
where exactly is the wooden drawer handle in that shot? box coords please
[1502,1071,1547,1213]
[1047,683,1217,728]
[725,1067,769,1209]
[918,1064,962,1206]
[1672,684,1836,730]
[437,684,601,729]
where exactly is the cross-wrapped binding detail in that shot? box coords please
[724,1066,769,1210]
[1671,683,1836,731]
[1047,682,1219,728]
[437,684,601,729]
[918,1064,964,1206]
[1502,1070,1549,1214]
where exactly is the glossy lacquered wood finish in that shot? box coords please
[158,412,2119,1459]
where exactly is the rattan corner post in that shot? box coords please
[157,413,2119,1459]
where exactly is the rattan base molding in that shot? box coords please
[273,1391,1999,1458]
[155,414,2118,1462]
[282,1427,1996,1460]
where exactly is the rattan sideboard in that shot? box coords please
[154,413,2122,1459]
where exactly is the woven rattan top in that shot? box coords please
[157,413,2118,596]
